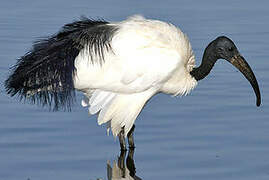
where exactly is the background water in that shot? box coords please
[0,0,268,180]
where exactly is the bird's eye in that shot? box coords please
[217,47,224,51]
[228,47,234,51]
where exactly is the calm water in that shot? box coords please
[0,0,269,180]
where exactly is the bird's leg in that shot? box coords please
[119,127,127,151]
[127,125,135,149]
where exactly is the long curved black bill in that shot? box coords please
[229,54,261,106]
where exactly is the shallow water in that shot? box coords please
[0,0,269,180]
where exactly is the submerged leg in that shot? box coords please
[127,125,135,149]
[126,148,136,177]
[118,150,127,177]
[119,127,127,151]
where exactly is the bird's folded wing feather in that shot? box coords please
[74,18,184,93]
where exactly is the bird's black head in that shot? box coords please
[191,36,261,106]
[214,36,261,106]
[213,36,239,60]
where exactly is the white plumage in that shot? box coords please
[73,15,197,137]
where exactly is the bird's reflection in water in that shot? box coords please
[107,149,142,180]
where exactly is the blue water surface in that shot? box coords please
[0,0,268,180]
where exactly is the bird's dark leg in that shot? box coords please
[119,127,127,151]
[127,125,135,149]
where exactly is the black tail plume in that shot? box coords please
[5,36,78,111]
[5,17,112,111]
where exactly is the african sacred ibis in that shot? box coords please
[5,15,261,150]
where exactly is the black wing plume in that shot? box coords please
[5,17,118,111]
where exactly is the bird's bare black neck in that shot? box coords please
[190,42,218,81]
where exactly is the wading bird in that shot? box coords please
[5,15,261,151]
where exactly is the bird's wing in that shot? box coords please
[113,17,191,92]
[74,17,184,94]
